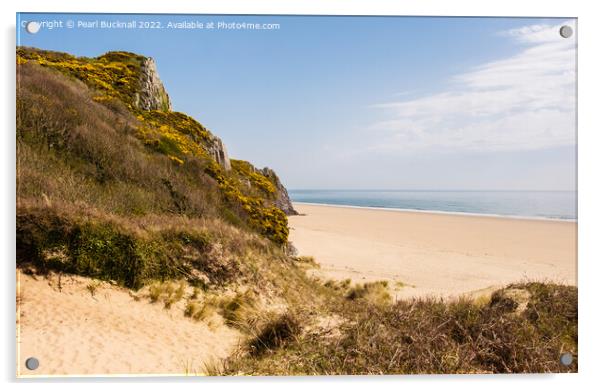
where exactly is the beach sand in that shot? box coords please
[16,272,241,377]
[289,203,577,299]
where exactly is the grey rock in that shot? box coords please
[134,57,172,112]
[260,167,298,215]
[285,241,299,256]
[207,136,231,171]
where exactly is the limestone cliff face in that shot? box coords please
[207,136,231,171]
[260,167,298,216]
[135,57,172,112]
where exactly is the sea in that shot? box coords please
[288,190,577,221]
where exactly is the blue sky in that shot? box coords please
[17,13,577,190]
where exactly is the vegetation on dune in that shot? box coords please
[17,204,254,289]
[220,282,578,375]
[16,47,577,375]
[248,312,302,356]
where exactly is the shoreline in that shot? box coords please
[289,203,577,299]
[292,201,576,223]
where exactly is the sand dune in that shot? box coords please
[289,203,577,299]
[16,272,241,377]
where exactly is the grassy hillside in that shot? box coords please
[220,282,577,374]
[17,47,288,245]
[16,47,577,375]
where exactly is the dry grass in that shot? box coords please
[346,280,392,305]
[293,256,319,267]
[324,278,351,291]
[147,280,187,308]
[222,282,577,375]
[85,281,101,297]
[248,312,302,356]
[219,291,259,329]
[184,300,217,322]
[17,62,223,219]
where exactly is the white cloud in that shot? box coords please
[369,20,576,153]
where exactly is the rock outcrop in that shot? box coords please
[260,167,298,215]
[135,57,172,112]
[207,136,231,171]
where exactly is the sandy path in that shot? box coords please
[17,272,241,377]
[289,203,577,299]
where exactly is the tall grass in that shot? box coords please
[17,62,224,219]
[221,282,577,375]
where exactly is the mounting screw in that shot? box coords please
[559,25,573,39]
[560,352,573,366]
[25,357,39,370]
[25,21,41,34]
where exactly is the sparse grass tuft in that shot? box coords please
[294,256,319,267]
[184,300,217,322]
[219,291,258,329]
[324,278,352,291]
[147,280,187,308]
[345,280,391,305]
[85,281,100,297]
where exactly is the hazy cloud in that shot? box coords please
[369,21,576,153]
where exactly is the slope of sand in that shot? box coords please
[289,203,577,299]
[16,272,241,377]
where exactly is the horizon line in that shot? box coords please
[288,188,576,192]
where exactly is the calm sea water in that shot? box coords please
[289,190,577,220]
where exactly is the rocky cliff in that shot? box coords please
[135,57,172,112]
[260,167,298,216]
[207,136,232,171]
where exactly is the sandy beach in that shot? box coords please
[16,272,241,377]
[289,203,577,299]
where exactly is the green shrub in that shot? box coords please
[16,207,181,289]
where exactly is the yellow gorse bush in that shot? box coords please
[17,48,145,110]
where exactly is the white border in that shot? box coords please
[3,0,601,390]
